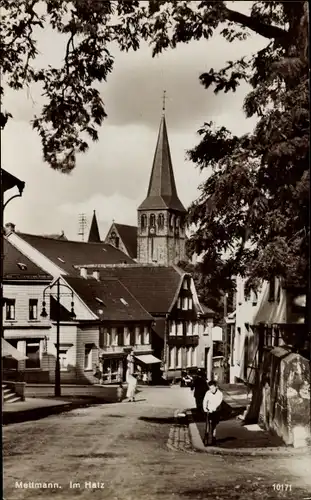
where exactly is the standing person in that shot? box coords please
[191,369,208,413]
[126,373,137,402]
[202,380,223,446]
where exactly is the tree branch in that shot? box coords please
[224,7,287,40]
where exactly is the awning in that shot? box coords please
[1,338,28,360]
[134,354,162,365]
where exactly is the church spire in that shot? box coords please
[88,210,101,243]
[138,109,186,213]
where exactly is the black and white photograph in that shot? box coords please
[1,1,310,499]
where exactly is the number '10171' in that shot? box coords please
[273,484,292,492]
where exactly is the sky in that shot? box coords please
[3,1,268,241]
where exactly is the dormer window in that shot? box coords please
[120,298,129,306]
[150,214,156,227]
[57,257,65,263]
[17,262,27,270]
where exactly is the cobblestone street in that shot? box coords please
[3,386,311,500]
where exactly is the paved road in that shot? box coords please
[3,386,311,500]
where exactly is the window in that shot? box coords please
[17,262,27,270]
[117,327,124,346]
[59,349,69,371]
[84,345,93,370]
[182,280,188,290]
[193,322,199,336]
[29,299,38,320]
[169,214,174,228]
[188,297,193,310]
[26,340,40,368]
[269,278,275,302]
[176,347,182,368]
[169,321,176,336]
[175,217,179,227]
[186,347,192,367]
[141,214,147,229]
[135,326,141,345]
[5,299,15,320]
[150,214,156,227]
[111,328,117,346]
[169,347,176,369]
[158,213,164,228]
[177,297,181,309]
[182,297,188,310]
[101,327,111,347]
[144,327,150,345]
[124,327,130,346]
[176,322,183,336]
[186,322,193,336]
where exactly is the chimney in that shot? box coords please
[5,222,15,234]
[92,271,100,281]
[80,267,88,279]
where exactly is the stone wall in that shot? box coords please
[260,348,310,448]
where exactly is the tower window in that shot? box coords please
[150,214,156,227]
[169,214,174,228]
[158,213,164,228]
[176,217,179,227]
[141,214,147,229]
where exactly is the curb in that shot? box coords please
[186,410,311,457]
[2,399,101,425]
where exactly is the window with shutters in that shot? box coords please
[186,322,193,336]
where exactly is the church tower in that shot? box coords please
[137,109,187,265]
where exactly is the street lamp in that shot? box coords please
[41,277,76,397]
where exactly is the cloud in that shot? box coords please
[3,2,268,241]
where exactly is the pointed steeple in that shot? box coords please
[88,210,101,243]
[138,115,186,212]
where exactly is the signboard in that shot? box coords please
[212,326,223,341]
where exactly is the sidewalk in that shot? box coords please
[2,396,99,425]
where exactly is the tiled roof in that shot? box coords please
[17,233,134,275]
[3,239,52,281]
[64,276,153,322]
[138,116,186,213]
[93,265,184,314]
[200,304,215,317]
[114,223,137,259]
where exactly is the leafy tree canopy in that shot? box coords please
[1,0,309,295]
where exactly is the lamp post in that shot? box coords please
[41,277,75,397]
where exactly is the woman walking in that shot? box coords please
[126,373,137,402]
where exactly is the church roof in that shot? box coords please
[138,116,186,213]
[88,210,101,243]
[113,224,137,259]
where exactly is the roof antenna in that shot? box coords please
[78,213,87,242]
[162,90,167,116]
